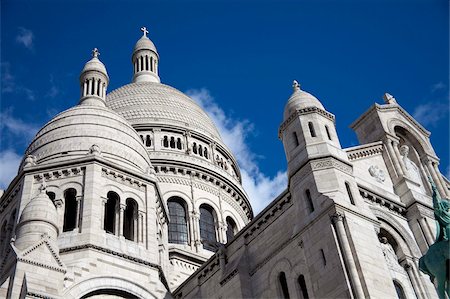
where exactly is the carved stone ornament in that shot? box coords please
[88,144,101,156]
[146,165,156,176]
[24,155,37,168]
[368,165,385,183]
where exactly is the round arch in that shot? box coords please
[371,207,421,258]
[163,190,193,211]
[195,197,221,222]
[64,276,159,299]
[387,119,429,155]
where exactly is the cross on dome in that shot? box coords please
[141,26,149,37]
[292,80,300,91]
[92,48,100,58]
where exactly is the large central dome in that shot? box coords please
[106,82,222,140]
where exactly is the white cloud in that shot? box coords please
[431,82,446,92]
[0,110,39,142]
[16,27,34,50]
[1,62,35,100]
[0,150,21,190]
[46,75,60,98]
[413,101,448,127]
[187,88,287,213]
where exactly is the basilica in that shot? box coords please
[0,28,447,298]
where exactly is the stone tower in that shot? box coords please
[0,49,169,298]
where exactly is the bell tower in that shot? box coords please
[132,27,160,83]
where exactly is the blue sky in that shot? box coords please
[1,0,449,212]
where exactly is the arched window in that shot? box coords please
[279,272,290,299]
[293,131,299,147]
[199,205,216,250]
[176,138,182,150]
[104,191,119,234]
[193,143,198,154]
[325,125,332,140]
[46,191,56,201]
[199,144,203,156]
[170,137,176,148]
[145,135,151,147]
[305,189,314,213]
[123,198,138,241]
[63,188,78,232]
[226,217,237,242]
[163,136,169,148]
[393,281,406,299]
[308,122,316,137]
[140,56,144,72]
[145,55,149,71]
[168,198,189,244]
[204,148,208,159]
[150,56,154,72]
[298,275,309,299]
[140,135,144,143]
[345,182,355,205]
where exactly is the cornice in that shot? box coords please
[345,141,384,161]
[279,106,335,138]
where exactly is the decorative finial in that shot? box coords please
[92,48,100,58]
[141,26,149,37]
[292,80,300,91]
[38,181,47,193]
[383,92,397,104]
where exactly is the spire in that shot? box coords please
[79,48,109,106]
[132,26,160,83]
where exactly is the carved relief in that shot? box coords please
[369,165,385,183]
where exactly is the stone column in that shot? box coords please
[188,210,195,249]
[191,211,201,252]
[100,197,107,232]
[403,261,425,299]
[433,162,449,197]
[331,212,365,299]
[426,159,446,197]
[83,81,88,97]
[392,140,408,175]
[184,130,191,154]
[418,217,434,246]
[138,211,144,244]
[119,204,125,237]
[211,142,217,164]
[385,137,403,177]
[133,210,138,242]
[75,195,83,232]
[153,129,161,151]
[87,79,93,96]
[93,78,98,95]
[218,221,227,243]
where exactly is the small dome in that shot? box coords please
[14,184,59,249]
[23,105,152,174]
[81,49,108,76]
[283,81,324,120]
[134,35,158,55]
[18,186,58,229]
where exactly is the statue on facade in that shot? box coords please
[419,178,450,299]
[399,145,422,185]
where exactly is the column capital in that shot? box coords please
[331,212,345,224]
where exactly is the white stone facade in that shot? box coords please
[0,29,447,299]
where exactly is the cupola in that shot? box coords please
[79,48,109,106]
[14,183,59,250]
[283,80,325,120]
[132,27,160,83]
